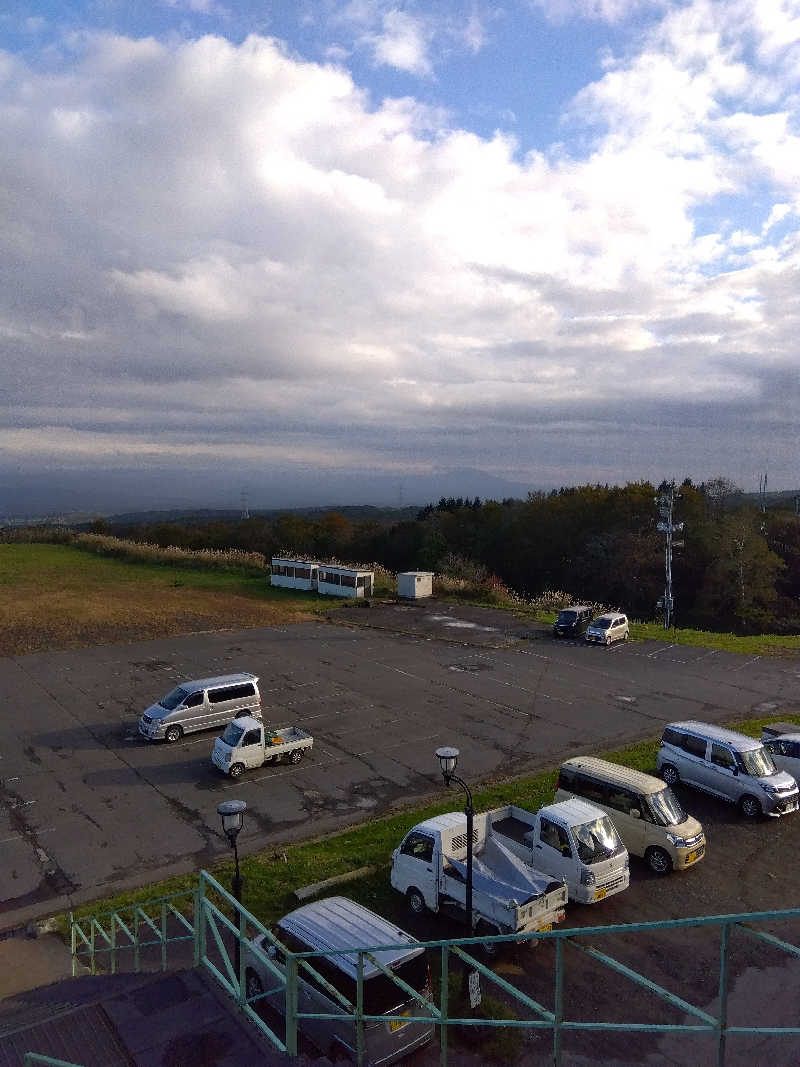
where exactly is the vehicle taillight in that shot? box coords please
[554,776,560,794]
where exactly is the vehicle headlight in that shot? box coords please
[580,869,596,886]
[666,833,690,847]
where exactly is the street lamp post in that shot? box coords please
[217,799,247,979]
[435,747,473,936]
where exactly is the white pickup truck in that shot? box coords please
[390,810,568,952]
[486,801,629,903]
[211,715,313,777]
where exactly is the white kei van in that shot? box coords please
[555,756,706,875]
[585,613,629,646]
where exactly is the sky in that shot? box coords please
[2,0,799,516]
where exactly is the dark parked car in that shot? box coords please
[553,605,592,638]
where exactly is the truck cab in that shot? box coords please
[487,800,629,904]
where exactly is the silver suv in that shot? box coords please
[656,720,799,818]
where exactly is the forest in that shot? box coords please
[95,478,800,635]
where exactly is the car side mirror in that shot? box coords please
[630,809,640,819]
[732,767,738,776]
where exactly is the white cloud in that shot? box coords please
[2,4,800,503]
[362,10,433,74]
[530,0,668,24]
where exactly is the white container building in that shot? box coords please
[317,565,374,599]
[270,558,319,591]
[397,571,434,599]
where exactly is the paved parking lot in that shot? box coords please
[2,601,800,933]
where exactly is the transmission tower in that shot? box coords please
[241,490,250,520]
[656,482,684,629]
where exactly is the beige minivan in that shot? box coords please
[555,756,705,875]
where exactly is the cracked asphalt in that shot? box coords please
[2,601,800,934]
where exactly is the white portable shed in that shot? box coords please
[270,558,319,591]
[317,565,374,599]
[397,571,433,599]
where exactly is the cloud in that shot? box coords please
[529,0,668,25]
[363,10,433,75]
[1,4,800,508]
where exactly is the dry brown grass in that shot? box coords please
[0,544,321,657]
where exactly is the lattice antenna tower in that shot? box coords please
[241,490,250,520]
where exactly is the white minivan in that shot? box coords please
[585,612,629,646]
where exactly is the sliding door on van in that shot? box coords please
[675,734,709,789]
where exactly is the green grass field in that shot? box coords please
[0,543,330,656]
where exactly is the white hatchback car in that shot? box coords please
[586,612,629,646]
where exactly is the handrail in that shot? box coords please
[68,874,800,1066]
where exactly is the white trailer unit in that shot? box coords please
[317,565,374,599]
[270,558,319,591]
[397,572,434,599]
[391,811,568,946]
[486,801,629,903]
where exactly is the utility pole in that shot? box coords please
[656,483,683,630]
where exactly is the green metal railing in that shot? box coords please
[70,872,800,1065]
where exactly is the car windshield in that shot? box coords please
[221,722,245,747]
[739,746,777,777]
[592,616,613,630]
[572,816,624,865]
[647,787,686,827]
[159,686,189,710]
[557,611,577,623]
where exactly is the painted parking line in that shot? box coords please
[647,645,676,658]
[728,656,760,672]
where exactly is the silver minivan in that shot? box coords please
[245,897,434,1065]
[656,720,800,818]
[138,673,261,743]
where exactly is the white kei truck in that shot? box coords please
[390,810,569,950]
[485,800,629,903]
[211,715,313,778]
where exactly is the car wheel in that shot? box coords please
[289,748,303,764]
[406,888,426,915]
[660,764,680,787]
[646,847,673,875]
[164,725,183,743]
[740,794,762,818]
[245,968,263,1001]
[229,763,245,779]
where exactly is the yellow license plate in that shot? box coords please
[686,850,699,864]
[390,1013,409,1032]
[539,923,553,932]
[594,888,607,901]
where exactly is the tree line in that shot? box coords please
[96,477,800,634]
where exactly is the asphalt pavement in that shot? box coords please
[2,601,799,935]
